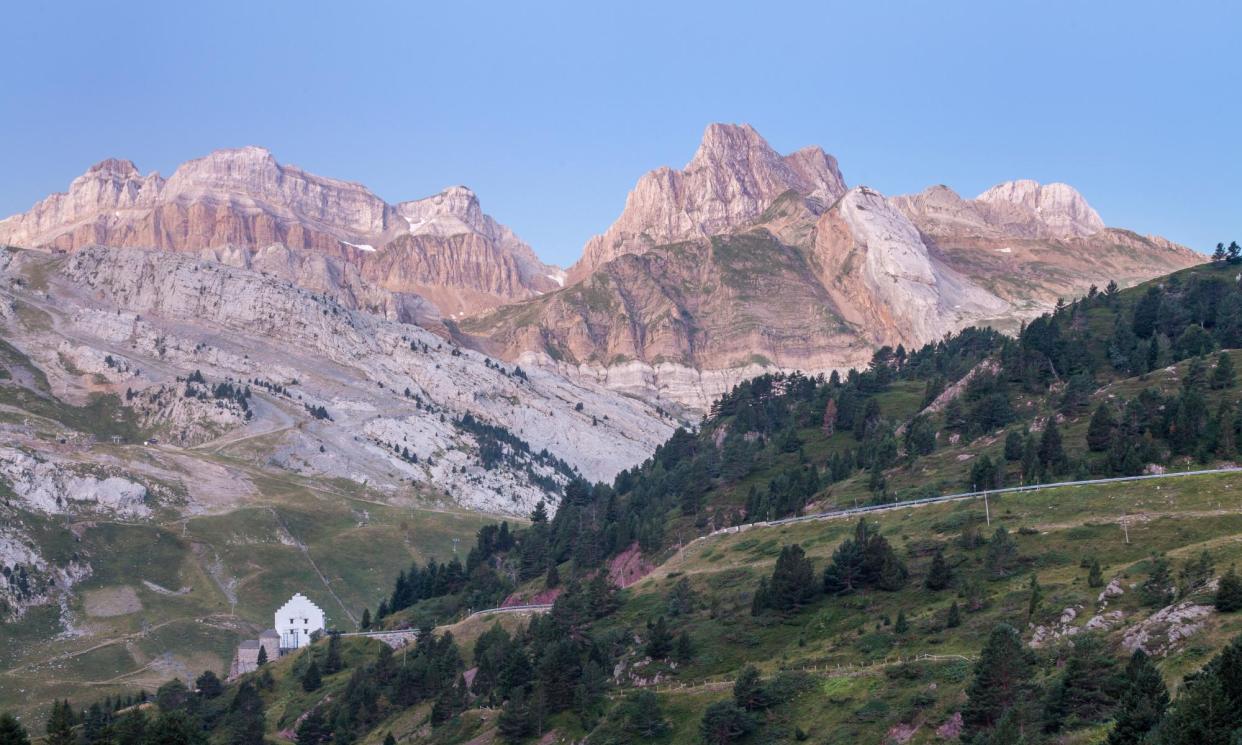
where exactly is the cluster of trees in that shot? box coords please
[962,624,1242,745]
[371,523,517,627]
[749,520,912,615]
[455,413,576,491]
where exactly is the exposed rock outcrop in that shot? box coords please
[567,123,846,282]
[0,151,562,316]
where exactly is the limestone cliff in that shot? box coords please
[0,150,562,315]
[567,123,846,283]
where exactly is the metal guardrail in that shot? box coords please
[708,466,1242,536]
[338,603,554,638]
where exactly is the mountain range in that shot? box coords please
[0,124,1202,411]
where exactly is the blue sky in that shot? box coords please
[1,0,1237,266]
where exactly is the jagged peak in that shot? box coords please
[84,158,142,179]
[689,122,778,169]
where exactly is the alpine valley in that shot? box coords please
[5,124,1241,745]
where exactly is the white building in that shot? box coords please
[275,593,325,649]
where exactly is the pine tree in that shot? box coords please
[1139,556,1174,607]
[256,646,267,667]
[323,633,343,674]
[924,550,953,591]
[946,601,961,628]
[644,616,673,660]
[610,690,669,739]
[295,707,330,745]
[46,700,75,745]
[732,665,770,711]
[699,701,754,745]
[383,733,396,745]
[1216,401,1237,459]
[1039,418,1066,474]
[767,544,817,612]
[300,660,322,692]
[985,526,1019,579]
[1027,574,1042,621]
[1087,404,1117,452]
[1088,558,1104,588]
[666,577,697,617]
[1215,565,1242,612]
[497,690,533,744]
[226,681,264,745]
[961,624,1037,741]
[1004,431,1024,462]
[894,609,909,634]
[674,630,695,663]
[0,714,30,745]
[1042,634,1123,731]
[1212,352,1236,389]
[1105,649,1169,745]
[360,608,371,630]
[194,670,222,698]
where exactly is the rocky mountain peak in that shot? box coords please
[687,123,771,169]
[84,158,143,180]
[567,123,847,282]
[974,179,1104,238]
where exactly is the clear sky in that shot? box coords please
[1,0,1237,266]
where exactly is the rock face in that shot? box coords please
[465,185,1011,410]
[471,126,1201,410]
[0,246,672,515]
[367,186,564,317]
[893,183,1202,316]
[567,123,846,283]
[0,150,561,316]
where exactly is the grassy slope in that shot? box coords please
[578,470,1242,744]
[0,360,497,721]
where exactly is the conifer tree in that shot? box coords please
[194,670,222,698]
[1027,574,1042,621]
[300,660,322,692]
[1140,556,1174,607]
[497,690,533,744]
[1039,418,1066,474]
[674,630,695,664]
[644,616,673,660]
[611,690,669,739]
[894,609,909,634]
[768,544,817,612]
[961,624,1037,741]
[984,526,1019,579]
[295,708,330,745]
[1105,649,1169,745]
[0,713,30,745]
[323,633,343,675]
[383,733,396,745]
[1212,352,1236,389]
[1042,634,1123,732]
[699,701,754,745]
[1215,565,1242,612]
[256,646,267,667]
[946,601,961,628]
[924,549,953,591]
[1087,404,1117,452]
[360,608,371,631]
[1088,558,1104,588]
[45,700,75,745]
[732,666,770,711]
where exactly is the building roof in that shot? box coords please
[259,629,280,638]
[238,640,260,649]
